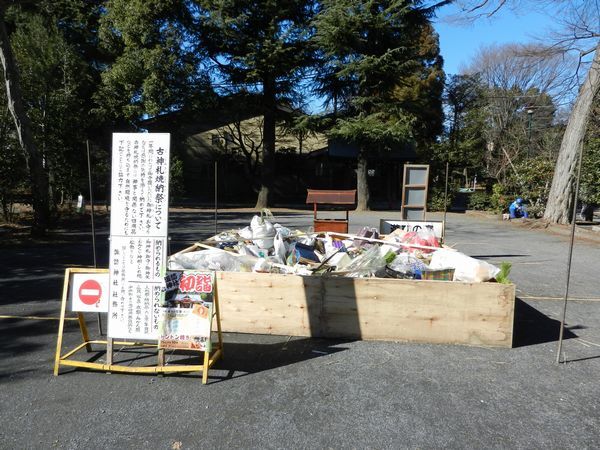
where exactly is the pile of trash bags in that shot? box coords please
[168,211,501,283]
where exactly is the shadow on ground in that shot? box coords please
[512,298,576,348]
[42,332,352,384]
[207,336,352,383]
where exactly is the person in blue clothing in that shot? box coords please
[509,198,528,219]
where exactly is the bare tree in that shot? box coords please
[463,43,571,180]
[451,0,600,223]
[216,118,264,183]
[542,1,600,222]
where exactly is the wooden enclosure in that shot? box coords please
[214,272,515,348]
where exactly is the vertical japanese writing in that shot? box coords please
[108,133,170,340]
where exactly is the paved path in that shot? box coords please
[1,209,600,449]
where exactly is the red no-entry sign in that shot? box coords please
[70,272,109,312]
[79,279,102,305]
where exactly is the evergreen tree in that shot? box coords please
[0,1,106,233]
[11,12,92,215]
[98,0,210,123]
[313,0,444,210]
[197,0,318,208]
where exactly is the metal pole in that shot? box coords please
[86,140,102,335]
[214,160,218,236]
[527,109,533,158]
[87,140,97,267]
[556,142,585,364]
[442,160,449,243]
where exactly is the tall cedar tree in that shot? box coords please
[314,0,444,210]
[197,0,317,208]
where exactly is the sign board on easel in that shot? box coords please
[54,267,224,384]
[108,133,170,340]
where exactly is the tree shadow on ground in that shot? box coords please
[512,298,577,348]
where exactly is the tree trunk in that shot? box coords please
[543,45,600,224]
[255,77,277,209]
[355,151,369,211]
[0,9,49,235]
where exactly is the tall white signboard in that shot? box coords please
[108,133,170,340]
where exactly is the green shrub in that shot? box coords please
[490,183,509,213]
[428,187,454,212]
[467,191,491,210]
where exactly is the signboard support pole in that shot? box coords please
[53,269,71,376]
[158,348,165,369]
[214,284,224,357]
[77,312,92,352]
[106,338,113,371]
[202,351,210,384]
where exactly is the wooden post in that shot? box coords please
[157,348,165,370]
[77,313,92,352]
[202,350,210,384]
[214,280,223,356]
[106,338,113,372]
[53,269,71,376]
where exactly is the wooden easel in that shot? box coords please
[54,268,223,384]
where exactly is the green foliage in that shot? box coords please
[504,156,555,217]
[10,11,93,207]
[581,138,600,204]
[329,112,415,150]
[495,262,512,284]
[98,0,209,121]
[169,155,185,201]
[580,103,600,205]
[0,93,27,222]
[427,186,454,212]
[490,183,508,213]
[467,191,491,210]
[197,0,319,205]
[314,0,444,152]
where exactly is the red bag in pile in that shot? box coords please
[401,229,440,254]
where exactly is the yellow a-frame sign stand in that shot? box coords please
[54,267,223,384]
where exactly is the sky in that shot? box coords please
[433,4,556,75]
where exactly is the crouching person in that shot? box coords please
[509,198,528,219]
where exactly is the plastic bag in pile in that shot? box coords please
[344,245,388,277]
[273,231,288,263]
[389,253,429,274]
[429,249,500,283]
[400,229,440,254]
[168,249,256,272]
[250,215,276,248]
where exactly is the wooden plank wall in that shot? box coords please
[217,272,322,337]
[216,272,515,348]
